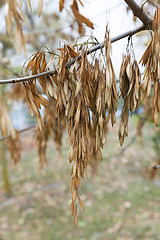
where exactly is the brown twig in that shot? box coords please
[0,61,20,77]
[107,117,147,159]
[120,117,147,155]
[124,0,152,26]
[153,165,160,169]
[0,124,36,141]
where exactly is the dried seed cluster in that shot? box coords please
[36,99,66,169]
[7,131,21,165]
[6,0,27,54]
[22,28,117,223]
[3,5,160,224]
[0,96,21,164]
[104,27,118,126]
[119,47,141,146]
[21,22,160,223]
[23,51,55,130]
[140,6,160,126]
[0,97,16,139]
[5,0,94,53]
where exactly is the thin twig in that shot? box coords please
[0,25,147,84]
[153,165,160,169]
[141,0,149,9]
[120,117,147,155]
[0,62,20,77]
[0,123,36,141]
[107,117,147,159]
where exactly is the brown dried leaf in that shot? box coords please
[74,204,77,225]
[27,0,32,12]
[66,44,79,58]
[78,0,84,6]
[15,26,22,54]
[38,0,43,17]
[70,200,74,216]
[59,0,65,12]
[6,8,12,34]
[71,0,94,29]
[78,194,85,211]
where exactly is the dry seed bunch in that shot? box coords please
[23,81,49,131]
[104,26,118,126]
[6,0,27,54]
[24,50,56,97]
[7,131,21,165]
[24,51,57,130]
[0,97,16,139]
[67,45,112,223]
[52,40,114,223]
[55,45,70,124]
[140,5,160,126]
[36,125,48,169]
[36,100,67,168]
[0,97,21,164]
[67,53,92,224]
[5,0,94,54]
[119,40,141,146]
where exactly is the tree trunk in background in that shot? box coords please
[1,140,12,196]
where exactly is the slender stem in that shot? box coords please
[0,25,148,85]
[141,0,149,9]
[153,165,160,169]
[0,123,37,141]
[0,61,20,77]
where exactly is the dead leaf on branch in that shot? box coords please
[71,0,94,33]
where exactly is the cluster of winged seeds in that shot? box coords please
[4,5,160,224]
[104,28,118,126]
[140,5,160,126]
[119,44,141,146]
[0,96,21,164]
[20,12,160,221]
[22,26,118,223]
[5,0,94,53]
[7,131,21,165]
[36,99,66,169]
[6,0,27,54]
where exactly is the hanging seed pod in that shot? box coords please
[140,6,160,126]
[119,39,141,146]
[7,131,21,165]
[104,26,118,126]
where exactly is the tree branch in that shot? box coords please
[124,0,152,26]
[106,117,147,160]
[153,165,160,169]
[0,25,146,85]
[0,61,20,77]
[0,123,36,141]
